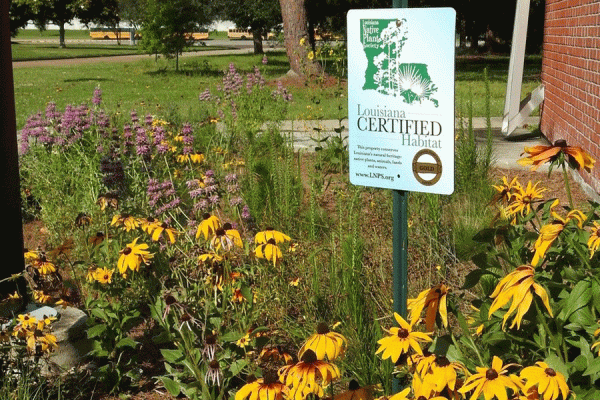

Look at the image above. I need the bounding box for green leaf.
[220,331,244,342]
[229,359,248,376]
[160,377,181,397]
[91,308,108,321]
[87,323,107,339]
[161,349,184,364]
[583,356,600,377]
[558,279,591,322]
[115,337,138,349]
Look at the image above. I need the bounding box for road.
[11,38,283,68]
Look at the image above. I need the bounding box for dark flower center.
[164,294,177,305]
[161,222,169,229]
[180,313,191,322]
[397,328,409,338]
[266,227,274,231]
[223,222,232,230]
[209,360,220,370]
[316,322,330,335]
[267,238,277,245]
[417,397,427,400]
[554,139,567,147]
[348,379,360,391]
[202,213,211,220]
[215,227,226,236]
[122,247,132,255]
[545,368,556,377]
[300,349,317,364]
[435,355,450,367]
[263,370,279,385]
[486,369,499,380]
[205,333,217,345]
[104,274,109,280]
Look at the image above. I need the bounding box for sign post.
[347,6,456,393]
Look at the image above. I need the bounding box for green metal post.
[391,2,407,396]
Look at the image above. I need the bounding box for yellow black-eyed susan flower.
[111,213,140,232]
[375,313,432,363]
[458,356,521,400]
[117,237,153,274]
[588,221,600,258]
[94,267,114,284]
[488,265,553,330]
[506,181,546,218]
[298,322,347,361]
[235,371,289,400]
[407,283,449,332]
[278,349,340,400]
[428,355,469,393]
[196,213,221,240]
[490,176,520,206]
[139,216,161,235]
[254,239,282,266]
[97,194,118,211]
[519,361,570,400]
[33,290,52,304]
[518,140,595,172]
[531,201,586,266]
[151,222,177,244]
[255,228,291,245]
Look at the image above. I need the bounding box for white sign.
[347,8,456,195]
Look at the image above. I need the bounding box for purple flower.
[262,55,268,65]
[241,205,251,220]
[199,88,212,101]
[229,196,243,207]
[92,86,102,106]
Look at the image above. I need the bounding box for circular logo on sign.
[412,149,442,186]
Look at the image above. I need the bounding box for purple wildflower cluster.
[272,80,293,102]
[186,169,221,213]
[92,86,102,106]
[220,62,244,100]
[181,123,194,155]
[20,99,110,154]
[198,62,291,122]
[246,66,265,94]
[147,178,182,216]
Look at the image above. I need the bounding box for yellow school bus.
[227,29,275,40]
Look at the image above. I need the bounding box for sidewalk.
[277,116,547,170]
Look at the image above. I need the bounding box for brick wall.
[540,0,600,193]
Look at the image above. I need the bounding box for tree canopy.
[139,0,212,70]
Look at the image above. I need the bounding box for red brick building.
[540,0,600,194]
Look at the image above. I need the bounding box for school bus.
[227,29,275,40]
[90,28,209,41]
[89,28,141,40]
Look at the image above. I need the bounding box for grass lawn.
[12,49,542,130]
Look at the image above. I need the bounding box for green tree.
[140,0,211,71]
[23,0,79,47]
[9,0,33,37]
[218,0,281,54]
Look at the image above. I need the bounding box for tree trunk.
[252,28,264,54]
[278,0,321,77]
[59,22,66,48]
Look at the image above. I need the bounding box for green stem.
[562,163,574,209]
